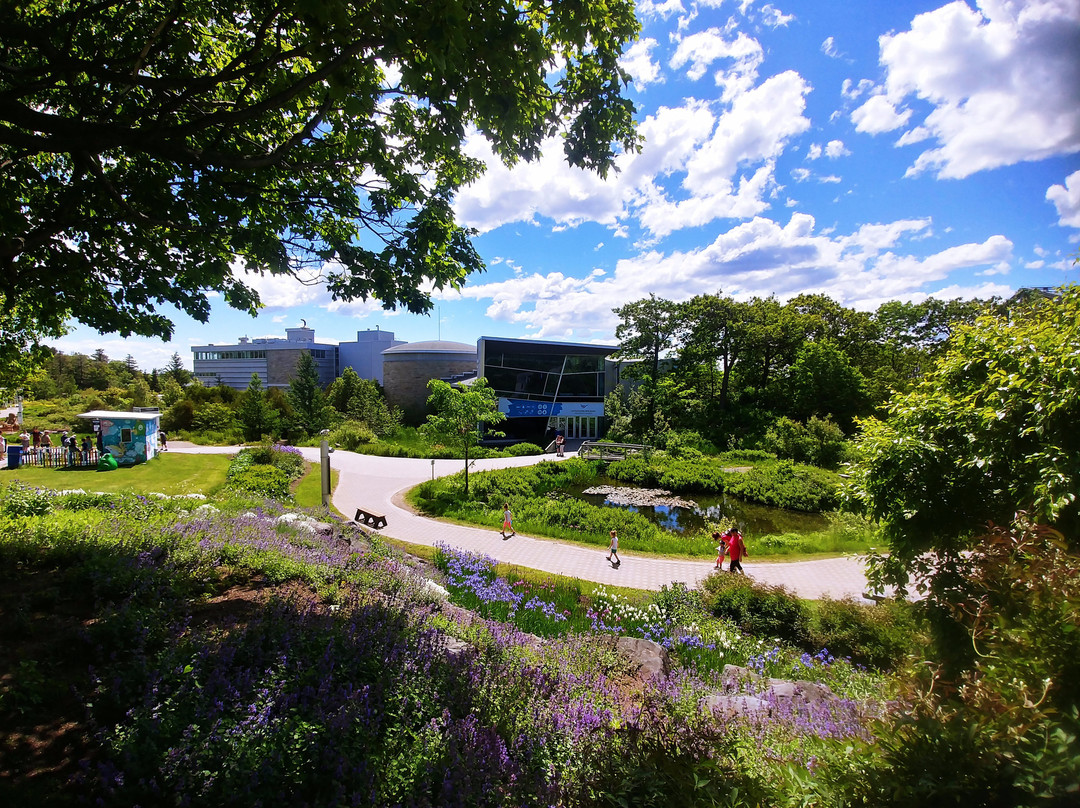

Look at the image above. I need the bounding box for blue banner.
[498,399,604,417]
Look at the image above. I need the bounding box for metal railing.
[577,441,650,460]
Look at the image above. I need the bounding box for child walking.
[606,529,620,564]
[501,503,515,538]
[713,531,727,569]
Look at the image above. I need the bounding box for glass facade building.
[477,337,617,443]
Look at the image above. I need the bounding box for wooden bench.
[354,507,388,530]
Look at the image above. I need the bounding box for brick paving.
[174,444,880,601]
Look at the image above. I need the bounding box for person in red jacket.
[724,528,748,574]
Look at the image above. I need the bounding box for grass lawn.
[2,452,232,496]
[292,466,342,513]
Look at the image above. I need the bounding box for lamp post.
[319,430,333,509]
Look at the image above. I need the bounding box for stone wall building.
[382,340,478,424]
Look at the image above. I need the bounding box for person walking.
[606,529,620,564]
[159,430,169,451]
[713,531,727,569]
[500,502,515,538]
[725,528,748,574]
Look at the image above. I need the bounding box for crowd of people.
[9,426,102,466]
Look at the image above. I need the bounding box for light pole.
[319,429,333,509]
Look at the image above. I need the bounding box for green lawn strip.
[292,464,342,513]
[4,452,232,495]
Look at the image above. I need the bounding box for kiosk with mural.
[77,410,160,466]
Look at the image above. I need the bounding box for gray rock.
[700,694,770,715]
[617,636,671,680]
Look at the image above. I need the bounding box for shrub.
[329,420,379,451]
[505,442,543,457]
[724,460,840,511]
[810,598,917,670]
[764,415,849,468]
[699,573,813,648]
[192,402,237,433]
[0,482,54,516]
[225,465,291,500]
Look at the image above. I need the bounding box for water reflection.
[572,478,829,536]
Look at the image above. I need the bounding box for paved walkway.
[173,443,879,601]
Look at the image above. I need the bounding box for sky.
[50,0,1080,372]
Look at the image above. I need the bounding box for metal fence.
[15,448,102,469]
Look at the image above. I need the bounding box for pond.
[567,476,830,536]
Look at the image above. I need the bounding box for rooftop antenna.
[300,318,307,328]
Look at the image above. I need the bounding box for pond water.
[567,476,830,536]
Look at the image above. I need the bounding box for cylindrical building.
[381,340,478,424]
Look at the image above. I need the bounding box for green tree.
[238,374,278,442]
[0,0,639,356]
[846,285,1080,591]
[287,353,330,437]
[164,353,190,386]
[613,294,679,437]
[0,299,64,392]
[782,340,869,430]
[677,293,749,412]
[422,378,506,495]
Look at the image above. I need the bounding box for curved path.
[174,444,879,601]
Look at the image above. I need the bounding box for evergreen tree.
[287,353,330,437]
[238,374,279,442]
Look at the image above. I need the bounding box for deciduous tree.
[0,0,639,357]
[422,378,506,495]
[846,285,1080,591]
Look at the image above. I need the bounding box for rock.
[617,636,671,680]
[421,579,450,601]
[700,694,769,716]
[274,512,334,536]
[581,485,699,510]
[710,664,838,716]
[432,633,474,663]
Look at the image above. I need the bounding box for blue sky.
[51,0,1080,372]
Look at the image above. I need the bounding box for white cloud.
[455,62,811,240]
[821,36,841,58]
[451,215,1016,341]
[621,38,663,87]
[841,78,875,101]
[1047,169,1080,228]
[876,0,1080,178]
[792,167,811,182]
[895,126,932,146]
[824,139,850,158]
[851,93,912,134]
[670,29,764,101]
[758,4,795,28]
[808,139,849,159]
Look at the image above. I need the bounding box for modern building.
[382,340,478,424]
[192,325,338,389]
[337,328,405,385]
[78,409,161,465]
[477,336,619,444]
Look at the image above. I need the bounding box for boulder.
[700,694,769,716]
[617,636,671,680]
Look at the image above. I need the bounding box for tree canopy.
[0,0,640,356]
[845,285,1080,590]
